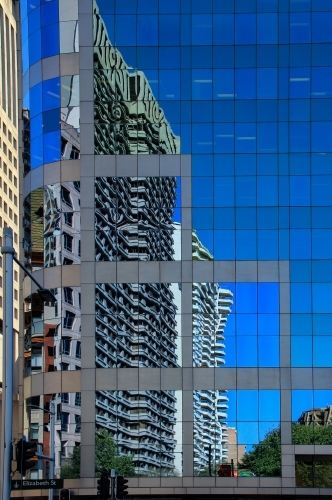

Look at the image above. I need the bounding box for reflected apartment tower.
[192,231,233,472]
[0,0,19,444]
[93,3,181,476]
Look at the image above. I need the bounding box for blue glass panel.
[312,230,332,259]
[257,207,278,228]
[257,69,278,99]
[257,45,278,67]
[313,314,332,335]
[236,69,256,99]
[312,122,332,152]
[30,114,43,140]
[238,391,259,421]
[213,69,234,99]
[289,176,310,205]
[257,154,278,176]
[159,0,180,13]
[28,6,40,35]
[290,229,311,259]
[312,44,332,67]
[214,124,235,153]
[289,100,310,121]
[159,70,180,99]
[235,100,256,122]
[214,155,234,176]
[236,314,257,335]
[236,207,256,228]
[290,44,311,67]
[235,46,257,68]
[192,70,212,100]
[291,283,312,313]
[192,155,213,176]
[237,337,258,366]
[258,283,279,313]
[192,208,213,229]
[289,68,310,98]
[258,314,279,335]
[192,14,212,45]
[214,47,235,70]
[159,15,180,46]
[236,230,257,259]
[289,122,310,152]
[191,47,212,69]
[116,0,136,13]
[41,23,59,58]
[292,390,313,421]
[214,177,234,206]
[312,260,332,281]
[235,154,256,175]
[312,12,332,43]
[258,336,279,367]
[257,176,278,206]
[214,208,235,229]
[236,283,257,313]
[213,0,235,13]
[290,12,311,43]
[191,0,212,13]
[291,337,312,367]
[257,230,278,259]
[137,0,158,13]
[257,123,277,153]
[313,337,332,366]
[30,135,43,169]
[137,15,158,45]
[235,176,256,206]
[29,30,42,66]
[215,101,234,122]
[290,208,311,228]
[214,230,235,259]
[257,101,278,122]
[43,109,60,134]
[257,0,278,12]
[312,283,332,313]
[43,78,60,111]
[43,130,61,164]
[235,123,256,153]
[41,0,58,26]
[213,14,234,44]
[115,16,136,45]
[30,83,43,118]
[235,14,256,44]
[257,14,278,44]
[192,177,213,207]
[291,314,312,335]
[192,124,213,153]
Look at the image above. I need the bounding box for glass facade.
[19,0,332,495]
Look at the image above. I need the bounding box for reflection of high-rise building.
[298,406,332,426]
[192,232,233,472]
[227,428,246,467]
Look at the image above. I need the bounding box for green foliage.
[241,423,332,479]
[60,429,135,479]
[292,422,332,445]
[240,427,281,477]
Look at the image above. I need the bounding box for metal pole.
[0,228,14,500]
[49,400,55,500]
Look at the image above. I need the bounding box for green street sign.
[11,479,64,491]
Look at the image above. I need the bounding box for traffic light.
[97,472,110,500]
[60,488,70,500]
[116,476,128,499]
[16,437,37,476]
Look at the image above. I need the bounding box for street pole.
[0,228,14,500]
[49,400,55,500]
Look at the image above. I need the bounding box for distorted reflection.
[23,183,81,270]
[24,286,81,376]
[95,283,181,368]
[194,390,281,477]
[94,4,179,155]
[95,390,182,477]
[25,393,81,479]
[292,390,332,445]
[95,177,181,261]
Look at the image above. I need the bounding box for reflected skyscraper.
[19,0,332,496]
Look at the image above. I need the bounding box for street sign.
[11,479,64,491]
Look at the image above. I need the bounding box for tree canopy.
[61,429,135,479]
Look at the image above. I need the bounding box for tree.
[239,427,281,477]
[240,423,332,479]
[61,429,135,479]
